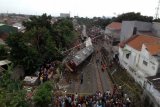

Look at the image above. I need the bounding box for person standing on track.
[80,72,83,84]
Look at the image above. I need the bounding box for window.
[150,61,155,65]
[126,53,130,59]
[143,60,148,66]
[133,27,137,35]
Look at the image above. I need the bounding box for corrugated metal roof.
[0,60,11,66]
[0,24,5,26]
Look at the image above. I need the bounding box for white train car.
[66,45,94,72]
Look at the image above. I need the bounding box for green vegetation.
[1,12,157,107]
[76,17,111,29]
[76,12,158,29]
[0,25,18,34]
[7,14,76,74]
[0,64,29,107]
[110,67,143,107]
[0,44,8,60]
[52,19,76,49]
[0,63,54,107]
[113,12,153,22]
[0,13,76,107]
[33,81,53,107]
[101,48,143,107]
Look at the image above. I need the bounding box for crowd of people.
[53,85,131,107]
[39,61,57,84]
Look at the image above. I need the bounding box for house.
[119,34,160,107]
[105,22,121,45]
[119,34,160,85]
[60,13,70,18]
[12,22,25,32]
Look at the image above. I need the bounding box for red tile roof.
[107,22,121,30]
[145,43,160,55]
[119,35,138,48]
[127,35,160,51]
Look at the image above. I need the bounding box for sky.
[0,0,159,18]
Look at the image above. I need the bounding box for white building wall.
[120,21,135,42]
[119,45,148,87]
[135,21,152,31]
[152,22,160,37]
[138,45,159,76]
[104,28,111,35]
[120,21,152,42]
[123,45,140,66]
[119,47,123,59]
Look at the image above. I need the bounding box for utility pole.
[155,0,160,19]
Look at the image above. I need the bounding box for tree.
[7,14,76,74]
[153,18,160,22]
[0,89,7,107]
[93,17,112,29]
[113,12,153,22]
[52,19,76,49]
[33,81,53,107]
[23,13,52,30]
[9,90,29,107]
[7,32,41,74]
[0,64,28,107]
[0,44,8,60]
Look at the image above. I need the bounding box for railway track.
[67,40,114,94]
[100,46,114,91]
[93,44,105,93]
[73,53,94,93]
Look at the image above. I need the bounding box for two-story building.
[119,34,160,85]
[119,34,160,107]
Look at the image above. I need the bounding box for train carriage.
[66,45,94,72]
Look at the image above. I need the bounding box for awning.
[0,60,11,66]
[123,49,131,54]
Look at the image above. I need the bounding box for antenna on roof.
[155,0,160,19]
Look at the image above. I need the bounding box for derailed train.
[66,45,94,72]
